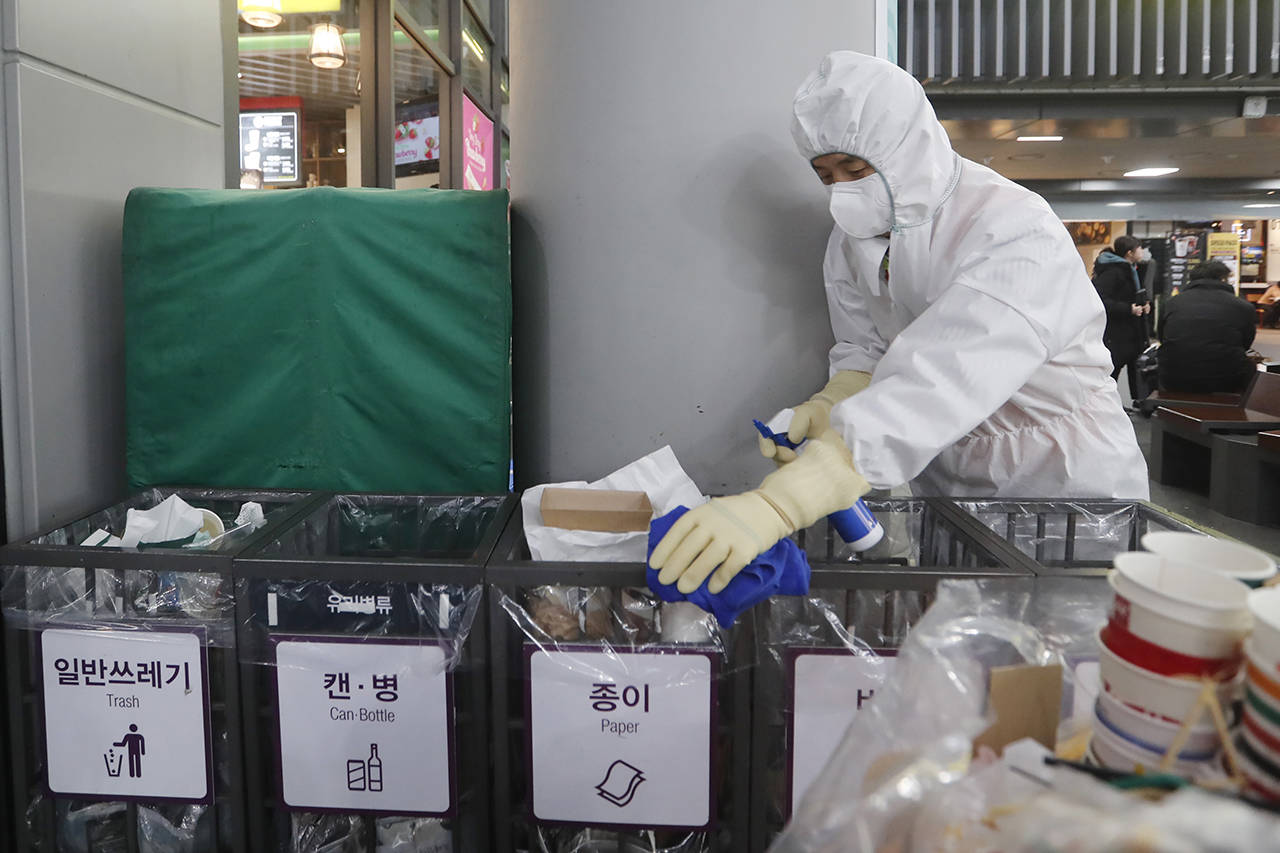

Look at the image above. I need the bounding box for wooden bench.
[1153,372,1280,435]
[1136,388,1246,417]
[1150,374,1280,524]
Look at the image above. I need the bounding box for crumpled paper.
[78,496,266,550]
[121,495,209,548]
[522,446,706,562]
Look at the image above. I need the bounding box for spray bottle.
[753,413,883,551]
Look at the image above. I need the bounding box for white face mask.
[829,174,894,239]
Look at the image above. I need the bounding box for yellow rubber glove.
[652,430,870,595]
[758,370,872,463]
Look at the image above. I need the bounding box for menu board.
[1166,231,1206,295]
[240,111,300,185]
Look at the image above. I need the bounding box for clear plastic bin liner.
[56,800,128,853]
[374,817,451,852]
[500,587,729,659]
[955,500,1199,567]
[768,578,1104,853]
[2,565,236,644]
[289,813,366,853]
[258,495,506,560]
[138,804,210,853]
[535,827,709,853]
[240,580,481,670]
[765,589,928,659]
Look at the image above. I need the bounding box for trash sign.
[787,649,896,814]
[526,646,716,829]
[40,626,212,802]
[273,637,454,815]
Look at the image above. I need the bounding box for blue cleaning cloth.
[646,505,811,629]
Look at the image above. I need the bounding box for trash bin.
[951,499,1215,574]
[487,503,756,853]
[232,493,515,853]
[0,487,321,853]
[747,499,1036,852]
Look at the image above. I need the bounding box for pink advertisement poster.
[462,95,494,190]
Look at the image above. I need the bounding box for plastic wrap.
[955,500,1200,568]
[257,495,506,560]
[768,579,1091,853]
[501,587,725,655]
[288,813,367,853]
[137,804,210,852]
[374,817,452,852]
[56,801,128,853]
[535,826,709,853]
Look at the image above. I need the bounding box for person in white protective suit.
[651,51,1148,597]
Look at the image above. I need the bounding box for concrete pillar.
[0,0,226,537]
[510,1,877,493]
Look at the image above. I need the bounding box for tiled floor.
[1122,327,1280,556]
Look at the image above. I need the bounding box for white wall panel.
[10,0,223,124]
[510,0,876,492]
[5,63,222,533]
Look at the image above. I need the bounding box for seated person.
[1259,281,1280,328]
[1157,261,1257,394]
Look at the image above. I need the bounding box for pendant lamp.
[309,21,347,69]
[239,0,283,28]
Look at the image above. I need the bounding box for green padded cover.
[124,187,511,494]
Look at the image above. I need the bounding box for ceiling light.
[336,147,346,154]
[1016,135,1063,142]
[308,21,347,69]
[239,0,283,28]
[1243,203,1280,209]
[1107,202,1136,207]
[461,28,486,62]
[1123,167,1179,177]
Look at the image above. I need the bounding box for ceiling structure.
[942,115,1280,181]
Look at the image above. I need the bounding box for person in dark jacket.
[1157,261,1257,393]
[1092,235,1150,400]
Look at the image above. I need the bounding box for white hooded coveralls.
[792,53,1149,498]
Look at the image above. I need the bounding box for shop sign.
[1207,232,1242,291]
[461,96,495,190]
[239,110,300,185]
[787,649,895,814]
[274,637,454,815]
[526,646,716,829]
[41,626,211,802]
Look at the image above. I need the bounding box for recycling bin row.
[0,489,1214,852]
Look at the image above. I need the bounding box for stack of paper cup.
[1141,532,1277,588]
[1092,552,1250,775]
[1240,588,1280,800]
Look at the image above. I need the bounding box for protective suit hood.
[791,51,960,231]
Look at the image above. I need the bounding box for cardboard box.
[540,488,654,532]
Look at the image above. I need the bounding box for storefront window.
[393,22,448,189]
[465,0,490,31]
[397,0,445,54]
[461,8,493,111]
[500,66,509,113]
[237,1,362,188]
